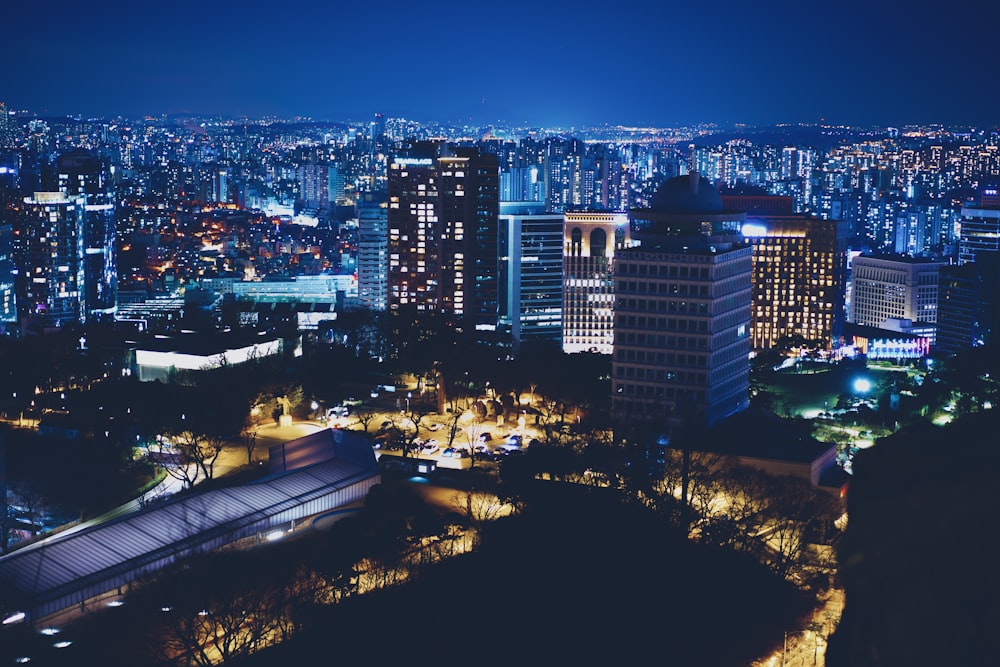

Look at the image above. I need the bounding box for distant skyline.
[4,0,1000,129]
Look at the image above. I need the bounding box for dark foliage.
[239,484,810,666]
[827,410,1000,667]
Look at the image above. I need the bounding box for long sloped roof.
[0,430,377,611]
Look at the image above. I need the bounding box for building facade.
[0,222,15,326]
[741,215,848,350]
[936,255,1000,353]
[612,173,752,429]
[498,202,564,350]
[17,192,86,328]
[357,195,388,312]
[387,145,499,332]
[56,149,117,320]
[958,203,1000,265]
[848,255,947,342]
[562,211,630,354]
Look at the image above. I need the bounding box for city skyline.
[4,0,1000,129]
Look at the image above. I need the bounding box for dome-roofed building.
[632,172,744,240]
[612,172,752,431]
[650,172,725,214]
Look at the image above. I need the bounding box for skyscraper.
[357,194,388,312]
[0,102,17,150]
[56,149,117,320]
[848,254,947,343]
[17,192,86,329]
[0,222,15,326]
[498,202,564,350]
[562,211,630,354]
[387,144,499,333]
[936,255,1000,353]
[740,213,848,350]
[958,193,1000,265]
[612,173,752,429]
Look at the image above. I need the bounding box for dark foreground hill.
[827,410,1000,667]
[9,484,812,666]
[241,485,811,666]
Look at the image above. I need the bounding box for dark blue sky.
[4,0,998,128]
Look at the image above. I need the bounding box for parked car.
[479,432,493,442]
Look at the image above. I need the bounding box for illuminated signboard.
[394,158,433,167]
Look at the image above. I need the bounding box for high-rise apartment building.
[0,222,15,326]
[740,214,848,350]
[936,255,1000,353]
[387,145,499,332]
[958,198,1000,265]
[17,192,86,329]
[612,173,751,428]
[848,255,947,342]
[0,102,17,150]
[357,195,388,312]
[498,202,564,350]
[56,149,117,319]
[562,211,630,354]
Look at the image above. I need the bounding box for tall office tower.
[498,202,564,351]
[297,161,332,222]
[612,173,752,429]
[0,222,15,326]
[0,151,18,215]
[562,211,630,354]
[17,192,86,329]
[500,166,543,203]
[328,164,346,206]
[740,214,848,350]
[357,195,388,311]
[213,167,229,204]
[545,137,584,212]
[387,145,499,332]
[848,255,948,343]
[936,255,1000,353]
[0,102,17,150]
[56,149,117,319]
[958,194,1000,265]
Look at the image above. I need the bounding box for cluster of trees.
[38,484,474,665]
[496,430,843,587]
[12,474,817,666]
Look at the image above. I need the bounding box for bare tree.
[354,409,378,435]
[9,481,47,537]
[451,488,509,547]
[151,558,315,665]
[462,419,484,467]
[241,423,258,466]
[399,405,430,457]
[149,430,225,490]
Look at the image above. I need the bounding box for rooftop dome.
[650,172,724,214]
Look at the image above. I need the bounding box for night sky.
[4,0,999,128]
